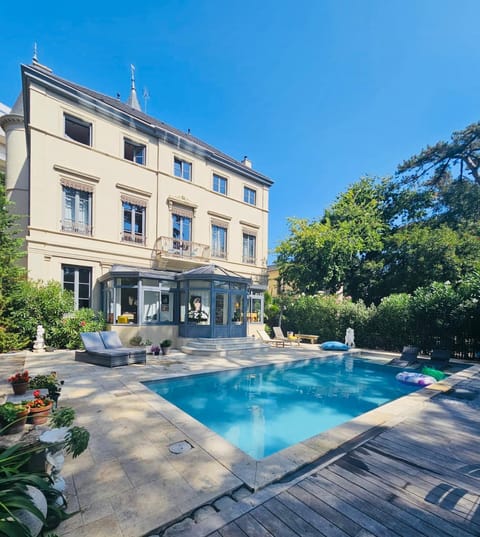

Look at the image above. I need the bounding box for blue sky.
[2,1,480,263]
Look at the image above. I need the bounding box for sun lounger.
[272,326,300,345]
[257,329,285,347]
[427,349,452,370]
[388,345,419,367]
[75,331,146,367]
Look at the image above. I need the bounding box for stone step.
[180,337,268,356]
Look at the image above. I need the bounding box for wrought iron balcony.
[61,219,92,236]
[154,236,210,260]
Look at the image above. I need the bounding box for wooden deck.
[205,373,480,537]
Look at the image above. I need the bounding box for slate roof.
[21,63,273,186]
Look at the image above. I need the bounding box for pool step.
[181,337,268,357]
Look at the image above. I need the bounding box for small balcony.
[153,236,210,270]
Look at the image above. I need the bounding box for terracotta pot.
[12,381,29,395]
[28,403,53,425]
[2,409,30,435]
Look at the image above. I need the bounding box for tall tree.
[397,121,480,186]
[275,177,387,295]
[0,172,25,317]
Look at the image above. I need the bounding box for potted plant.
[151,344,160,356]
[0,402,30,435]
[29,373,63,406]
[160,339,172,355]
[8,370,31,395]
[25,391,53,425]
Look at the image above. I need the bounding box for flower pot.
[28,403,53,425]
[12,381,29,395]
[154,351,159,356]
[161,346,169,355]
[2,408,30,435]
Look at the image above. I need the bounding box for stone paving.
[0,346,476,537]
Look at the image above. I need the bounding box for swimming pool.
[144,355,420,459]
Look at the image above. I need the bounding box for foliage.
[0,402,29,426]
[49,308,105,349]
[161,339,172,347]
[25,390,53,409]
[0,327,30,353]
[275,177,388,296]
[129,335,143,346]
[49,407,75,429]
[0,171,26,322]
[63,427,90,458]
[29,374,62,399]
[397,121,480,186]
[4,280,74,347]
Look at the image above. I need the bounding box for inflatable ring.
[396,371,436,386]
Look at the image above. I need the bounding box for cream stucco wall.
[3,68,271,312]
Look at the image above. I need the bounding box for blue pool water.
[144,356,420,459]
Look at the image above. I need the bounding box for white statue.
[33,324,46,353]
[345,327,355,348]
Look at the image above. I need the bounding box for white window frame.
[244,186,256,205]
[122,201,146,244]
[124,138,146,165]
[62,186,92,235]
[174,157,192,181]
[64,114,92,146]
[213,174,228,195]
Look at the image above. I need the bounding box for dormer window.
[64,114,91,146]
[124,139,146,165]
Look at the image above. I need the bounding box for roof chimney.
[242,155,252,168]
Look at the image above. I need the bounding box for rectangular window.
[122,201,146,244]
[242,233,256,264]
[62,265,92,309]
[172,213,192,252]
[64,114,91,146]
[174,157,192,181]
[244,186,256,205]
[124,139,146,165]
[211,225,227,258]
[213,174,227,195]
[62,186,92,235]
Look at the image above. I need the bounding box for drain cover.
[169,440,193,454]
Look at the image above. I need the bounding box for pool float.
[320,341,349,351]
[396,371,436,386]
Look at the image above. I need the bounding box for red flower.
[8,370,30,384]
[33,389,41,398]
[80,321,86,327]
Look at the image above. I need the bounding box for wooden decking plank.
[318,466,451,537]
[339,453,480,536]
[285,485,360,537]
[297,477,401,537]
[331,458,475,537]
[250,504,302,537]
[371,430,480,472]
[263,497,326,537]
[363,441,480,498]
[305,471,426,537]
[234,512,276,537]
[348,448,480,519]
[218,522,249,537]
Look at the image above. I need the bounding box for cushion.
[320,341,350,351]
[80,332,105,351]
[99,331,124,349]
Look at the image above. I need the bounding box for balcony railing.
[61,219,92,235]
[121,231,145,245]
[155,236,210,259]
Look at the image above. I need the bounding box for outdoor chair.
[75,331,146,367]
[388,345,420,367]
[257,329,285,347]
[99,331,146,358]
[272,326,300,345]
[427,349,452,370]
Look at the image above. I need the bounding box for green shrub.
[50,309,106,349]
[4,280,74,347]
[0,327,30,353]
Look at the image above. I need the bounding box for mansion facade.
[0,61,273,345]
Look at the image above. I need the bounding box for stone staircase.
[180,337,269,357]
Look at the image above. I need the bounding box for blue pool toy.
[321,341,350,351]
